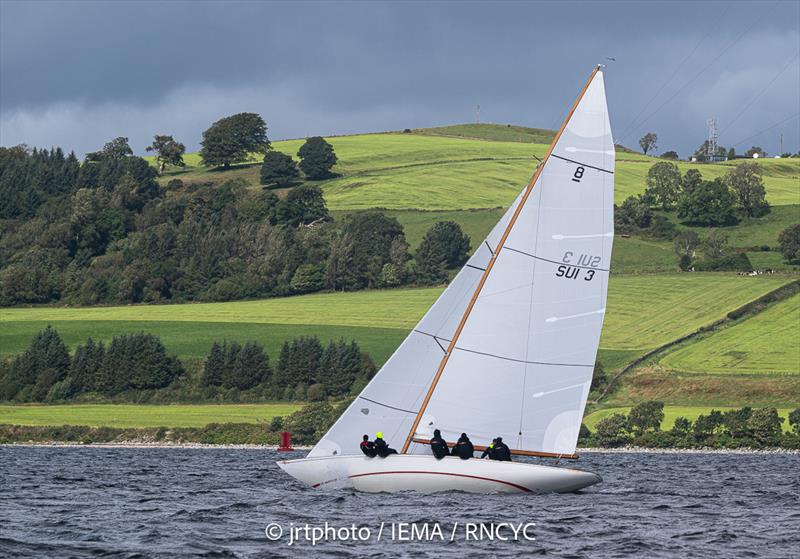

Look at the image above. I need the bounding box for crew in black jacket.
[359,434,376,457]
[492,437,512,461]
[429,429,449,459]
[451,433,474,459]
[373,432,398,457]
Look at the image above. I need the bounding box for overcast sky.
[1,0,798,158]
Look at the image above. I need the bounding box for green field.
[583,406,796,433]
[0,403,301,428]
[154,125,800,210]
[660,294,800,375]
[2,275,790,367]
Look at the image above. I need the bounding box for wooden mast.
[400,66,602,455]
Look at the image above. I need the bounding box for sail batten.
[308,67,613,459]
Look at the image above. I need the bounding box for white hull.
[277,454,601,494]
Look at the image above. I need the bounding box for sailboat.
[278,66,614,493]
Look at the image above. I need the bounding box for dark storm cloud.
[1,0,798,157]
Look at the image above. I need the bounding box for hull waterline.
[277,454,601,494]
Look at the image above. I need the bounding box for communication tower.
[706,118,719,161]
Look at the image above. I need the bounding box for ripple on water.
[1,448,799,558]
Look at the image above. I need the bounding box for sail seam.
[503,246,610,272]
[466,264,486,272]
[358,396,417,415]
[484,241,495,255]
[452,345,594,368]
[551,154,614,174]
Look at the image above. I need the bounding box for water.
[1,447,798,558]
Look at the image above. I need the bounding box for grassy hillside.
[660,294,800,375]
[154,125,800,210]
[0,403,300,428]
[2,275,790,371]
[3,123,796,433]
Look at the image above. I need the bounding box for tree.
[273,185,328,227]
[777,224,800,263]
[290,263,324,294]
[788,408,800,436]
[693,410,723,439]
[419,221,471,268]
[200,113,270,169]
[660,150,679,160]
[260,151,299,187]
[681,169,703,194]
[69,338,105,394]
[727,147,735,160]
[702,229,729,259]
[722,163,769,217]
[645,162,682,210]
[87,137,133,161]
[414,237,448,285]
[203,342,225,386]
[670,417,692,437]
[615,195,652,232]
[744,146,766,158]
[228,341,271,390]
[297,137,337,180]
[3,326,70,401]
[639,132,658,155]
[342,212,406,288]
[627,401,665,435]
[318,339,364,396]
[325,233,359,291]
[676,179,737,226]
[594,413,631,447]
[747,408,783,446]
[146,135,186,174]
[590,361,607,392]
[721,407,752,439]
[673,230,700,265]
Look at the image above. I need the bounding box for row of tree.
[642,161,769,222]
[583,401,800,449]
[202,336,375,400]
[0,327,183,402]
[0,327,377,403]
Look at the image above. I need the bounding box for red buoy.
[278,431,294,451]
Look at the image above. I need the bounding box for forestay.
[309,68,613,459]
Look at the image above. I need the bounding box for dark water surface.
[1,447,798,558]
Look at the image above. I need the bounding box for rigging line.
[729,113,800,147]
[617,3,733,142]
[719,51,800,136]
[399,67,604,455]
[618,2,781,143]
[357,396,417,415]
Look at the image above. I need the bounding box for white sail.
[309,68,613,459]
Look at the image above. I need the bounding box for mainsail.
[309,67,613,459]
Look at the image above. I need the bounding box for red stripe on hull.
[313,470,532,492]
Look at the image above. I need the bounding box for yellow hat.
[376,432,383,439]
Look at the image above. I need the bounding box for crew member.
[480,438,498,460]
[429,429,449,460]
[451,433,474,460]
[360,434,376,457]
[373,432,398,457]
[493,436,512,461]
